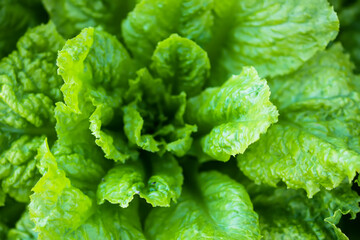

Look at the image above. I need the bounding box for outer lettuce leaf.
[42,0,138,38]
[29,140,93,240]
[29,139,146,239]
[0,136,44,202]
[0,0,47,58]
[123,0,338,84]
[207,0,339,84]
[122,0,214,65]
[145,171,260,239]
[238,44,360,196]
[0,22,64,129]
[97,153,183,207]
[67,202,145,240]
[7,210,37,240]
[150,34,210,97]
[0,22,64,202]
[248,183,360,239]
[52,103,109,191]
[57,27,136,162]
[186,67,278,161]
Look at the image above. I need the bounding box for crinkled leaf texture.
[123,67,197,157]
[145,171,260,240]
[247,183,360,239]
[29,140,93,240]
[186,67,278,161]
[57,26,137,163]
[122,0,338,85]
[238,44,360,197]
[42,0,138,38]
[51,103,109,191]
[29,139,145,240]
[122,0,213,65]
[97,153,183,207]
[0,22,64,202]
[207,0,339,83]
[150,34,210,97]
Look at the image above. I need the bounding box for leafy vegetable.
[238,44,360,197]
[1,0,360,239]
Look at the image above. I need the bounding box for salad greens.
[0,0,360,239]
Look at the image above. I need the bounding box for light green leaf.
[42,0,138,38]
[53,103,108,190]
[29,139,93,240]
[29,142,145,240]
[57,27,136,162]
[207,0,339,84]
[68,202,145,240]
[186,66,278,161]
[164,124,198,157]
[150,34,210,97]
[0,22,64,203]
[122,0,214,65]
[238,44,360,197]
[89,104,138,162]
[248,183,360,239]
[97,153,183,207]
[145,171,260,239]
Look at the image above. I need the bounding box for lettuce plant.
[0,0,360,239]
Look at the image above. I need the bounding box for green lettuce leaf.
[0,22,65,202]
[97,153,183,207]
[150,34,210,97]
[57,27,136,162]
[238,44,360,197]
[29,139,146,239]
[42,0,138,38]
[52,103,109,191]
[123,0,338,85]
[145,171,260,239]
[248,183,360,239]
[207,0,339,84]
[0,136,44,202]
[122,0,213,65]
[186,66,278,161]
[67,202,145,240]
[0,21,64,129]
[29,140,93,240]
